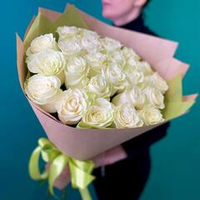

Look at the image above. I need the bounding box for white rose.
[114,104,143,128]
[112,86,145,109]
[126,86,146,109]
[143,86,165,109]
[151,72,169,93]
[81,29,99,38]
[77,98,114,129]
[26,49,66,84]
[102,62,128,93]
[58,37,84,57]
[108,51,126,68]
[65,57,89,89]
[124,64,144,86]
[138,61,154,76]
[87,75,113,99]
[26,34,58,56]
[57,26,79,40]
[139,106,164,125]
[24,74,62,113]
[101,37,122,52]
[139,73,168,94]
[55,89,90,125]
[123,50,144,85]
[137,76,151,90]
[85,52,107,77]
[122,47,141,61]
[81,36,101,53]
[112,92,127,107]
[125,56,139,68]
[80,29,101,52]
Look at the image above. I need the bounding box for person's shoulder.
[142,26,158,37]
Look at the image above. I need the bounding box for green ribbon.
[29,138,95,200]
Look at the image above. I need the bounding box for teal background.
[0,0,199,199]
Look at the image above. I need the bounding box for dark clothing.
[93,150,151,200]
[93,14,170,200]
[118,14,156,36]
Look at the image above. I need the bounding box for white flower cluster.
[25,26,169,129]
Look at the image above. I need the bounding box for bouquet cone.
[16,4,198,160]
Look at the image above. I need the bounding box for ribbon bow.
[29,138,95,200]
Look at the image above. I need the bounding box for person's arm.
[121,122,170,159]
[93,122,170,166]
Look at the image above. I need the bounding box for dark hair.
[144,0,151,8]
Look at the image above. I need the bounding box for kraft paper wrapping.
[16,4,198,160]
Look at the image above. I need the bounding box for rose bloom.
[26,49,66,84]
[26,33,58,56]
[77,98,114,129]
[64,56,89,89]
[114,104,143,128]
[56,89,90,125]
[87,75,113,99]
[25,74,62,113]
[139,106,164,125]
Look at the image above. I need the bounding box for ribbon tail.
[79,188,92,200]
[29,146,48,180]
[69,160,95,189]
[48,155,68,197]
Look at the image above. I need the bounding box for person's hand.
[45,164,71,190]
[92,145,127,168]
[53,166,71,189]
[49,145,127,189]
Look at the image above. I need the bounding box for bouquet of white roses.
[16,4,198,199]
[17,4,197,160]
[24,26,168,129]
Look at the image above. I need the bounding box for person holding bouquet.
[92,0,170,199]
[17,0,198,197]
